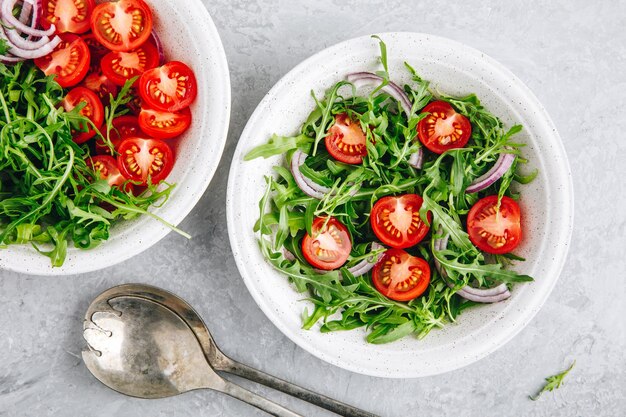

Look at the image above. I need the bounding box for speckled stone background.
[1,0,625,416]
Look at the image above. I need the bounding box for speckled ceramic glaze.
[227,33,573,378]
[0,0,231,275]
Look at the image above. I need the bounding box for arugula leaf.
[530,361,576,401]
[0,39,10,55]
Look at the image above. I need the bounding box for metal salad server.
[82,284,378,417]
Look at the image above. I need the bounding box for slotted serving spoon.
[82,283,377,417]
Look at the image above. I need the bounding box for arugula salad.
[0,0,197,266]
[246,38,537,344]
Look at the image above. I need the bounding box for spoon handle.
[219,379,303,417]
[224,361,378,417]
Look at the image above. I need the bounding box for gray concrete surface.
[1,0,625,416]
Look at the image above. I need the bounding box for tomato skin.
[371,249,431,301]
[90,0,153,52]
[417,101,472,154]
[87,155,132,190]
[82,33,111,71]
[81,70,119,105]
[467,195,522,255]
[34,34,90,88]
[117,137,174,185]
[61,87,104,144]
[138,61,197,112]
[138,106,192,139]
[95,115,142,155]
[41,0,95,34]
[301,217,352,270]
[100,42,159,86]
[324,113,368,164]
[370,194,431,249]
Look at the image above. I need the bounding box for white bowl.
[0,0,231,275]
[227,33,573,378]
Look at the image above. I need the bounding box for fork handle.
[224,360,378,417]
[218,379,303,417]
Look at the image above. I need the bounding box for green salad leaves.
[0,62,183,266]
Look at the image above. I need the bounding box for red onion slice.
[290,150,330,199]
[433,230,510,303]
[7,36,60,59]
[282,248,296,261]
[466,152,516,193]
[408,148,424,169]
[2,0,54,38]
[150,30,166,65]
[346,72,412,115]
[18,0,33,24]
[347,242,384,277]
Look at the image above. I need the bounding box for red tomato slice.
[138,106,192,139]
[138,61,197,112]
[62,87,104,144]
[41,0,95,34]
[82,33,110,71]
[371,248,431,301]
[324,113,367,164]
[467,195,522,255]
[417,101,472,154]
[100,42,159,86]
[82,70,119,105]
[301,217,352,270]
[90,0,153,52]
[95,115,142,155]
[34,34,90,88]
[117,137,174,185]
[87,155,131,190]
[370,194,431,249]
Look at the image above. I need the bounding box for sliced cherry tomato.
[62,87,104,144]
[101,41,159,86]
[83,33,110,71]
[417,101,472,154]
[301,217,352,270]
[138,106,191,139]
[127,91,144,115]
[90,0,153,52]
[82,70,119,104]
[138,61,197,112]
[41,0,95,34]
[34,34,90,88]
[371,249,431,301]
[324,113,367,164]
[117,137,174,185]
[87,155,132,190]
[467,195,522,255]
[370,194,431,249]
[95,115,142,155]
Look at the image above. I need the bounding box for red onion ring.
[18,0,33,24]
[346,72,412,115]
[290,150,330,199]
[150,30,166,65]
[282,248,296,262]
[408,148,424,169]
[0,0,58,61]
[433,230,511,303]
[347,242,384,277]
[466,151,516,193]
[2,0,54,38]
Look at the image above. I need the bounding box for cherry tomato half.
[138,61,197,112]
[370,194,431,249]
[467,195,522,255]
[34,34,90,88]
[101,41,159,86]
[117,137,174,185]
[301,217,352,270]
[62,87,104,144]
[87,155,132,190]
[371,248,431,301]
[324,113,367,164]
[138,106,191,139]
[90,0,153,52]
[95,115,142,155]
[82,70,119,104]
[41,0,95,34]
[417,101,472,154]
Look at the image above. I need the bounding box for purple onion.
[150,30,166,65]
[433,229,510,303]
[290,150,331,199]
[346,72,412,115]
[0,0,59,61]
[408,148,424,169]
[2,0,54,38]
[347,242,385,277]
[282,248,296,261]
[466,152,516,193]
